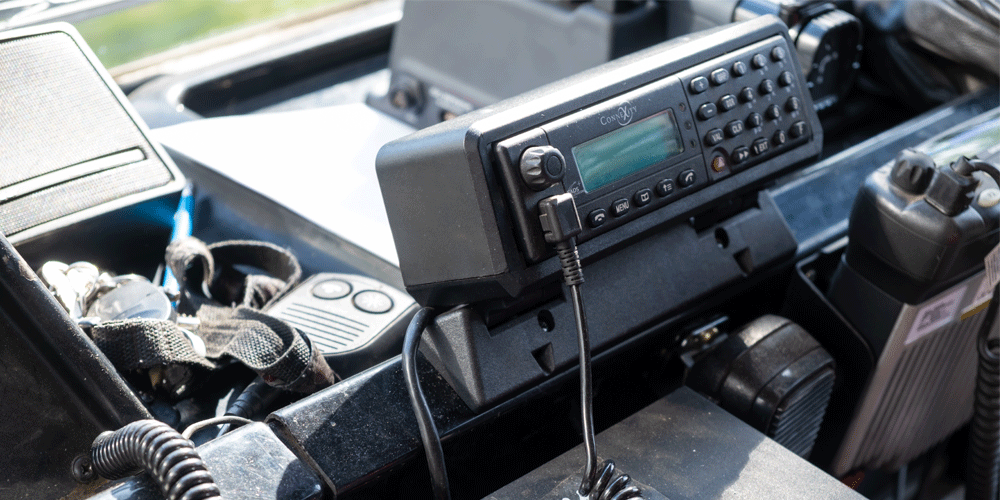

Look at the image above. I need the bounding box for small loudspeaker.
[685,315,836,459]
[0,23,183,243]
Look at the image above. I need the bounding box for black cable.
[556,239,641,500]
[951,157,1000,500]
[570,281,599,488]
[216,376,281,438]
[90,419,221,500]
[967,284,999,500]
[184,416,252,440]
[543,194,642,500]
[403,306,450,500]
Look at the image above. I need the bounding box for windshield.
[0,0,362,69]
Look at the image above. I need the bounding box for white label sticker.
[986,244,1000,290]
[972,276,995,308]
[906,286,967,345]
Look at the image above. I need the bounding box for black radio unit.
[377,16,823,307]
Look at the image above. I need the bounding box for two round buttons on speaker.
[311,279,393,314]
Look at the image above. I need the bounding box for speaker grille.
[0,28,179,239]
[768,368,835,458]
[0,161,172,235]
[0,32,162,186]
[833,275,993,475]
[849,311,982,470]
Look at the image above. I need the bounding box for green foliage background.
[75,0,341,68]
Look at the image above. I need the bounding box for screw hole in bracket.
[715,227,730,249]
[537,309,555,332]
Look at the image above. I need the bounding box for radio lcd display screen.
[572,110,684,192]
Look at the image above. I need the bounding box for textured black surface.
[0,161,172,236]
[685,315,835,459]
[0,233,150,500]
[268,355,473,494]
[767,366,835,457]
[484,387,864,500]
[0,32,156,186]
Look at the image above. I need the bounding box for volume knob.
[519,146,565,191]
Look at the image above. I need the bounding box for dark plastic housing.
[838,154,999,304]
[368,0,667,128]
[686,315,835,458]
[377,16,822,307]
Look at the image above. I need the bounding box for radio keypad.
[731,146,751,165]
[634,188,653,207]
[772,129,788,146]
[751,138,770,156]
[689,77,709,94]
[679,36,812,178]
[724,120,744,138]
[785,96,801,112]
[759,79,775,95]
[710,68,730,86]
[790,121,808,138]
[765,104,781,120]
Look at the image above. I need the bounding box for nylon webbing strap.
[197,305,335,391]
[93,237,336,397]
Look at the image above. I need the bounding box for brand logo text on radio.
[600,101,637,126]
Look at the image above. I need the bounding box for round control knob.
[889,149,935,194]
[520,146,565,191]
[790,9,863,111]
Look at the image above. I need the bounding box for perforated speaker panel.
[0,25,181,240]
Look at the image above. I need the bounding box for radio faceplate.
[495,35,813,263]
[377,16,823,307]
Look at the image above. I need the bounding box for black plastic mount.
[419,191,796,411]
[368,0,667,128]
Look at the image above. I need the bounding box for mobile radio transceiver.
[377,16,822,307]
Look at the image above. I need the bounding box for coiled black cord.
[967,284,999,500]
[91,419,222,500]
[583,460,643,500]
[557,240,642,500]
[403,307,451,500]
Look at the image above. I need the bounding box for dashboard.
[0,2,997,500]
